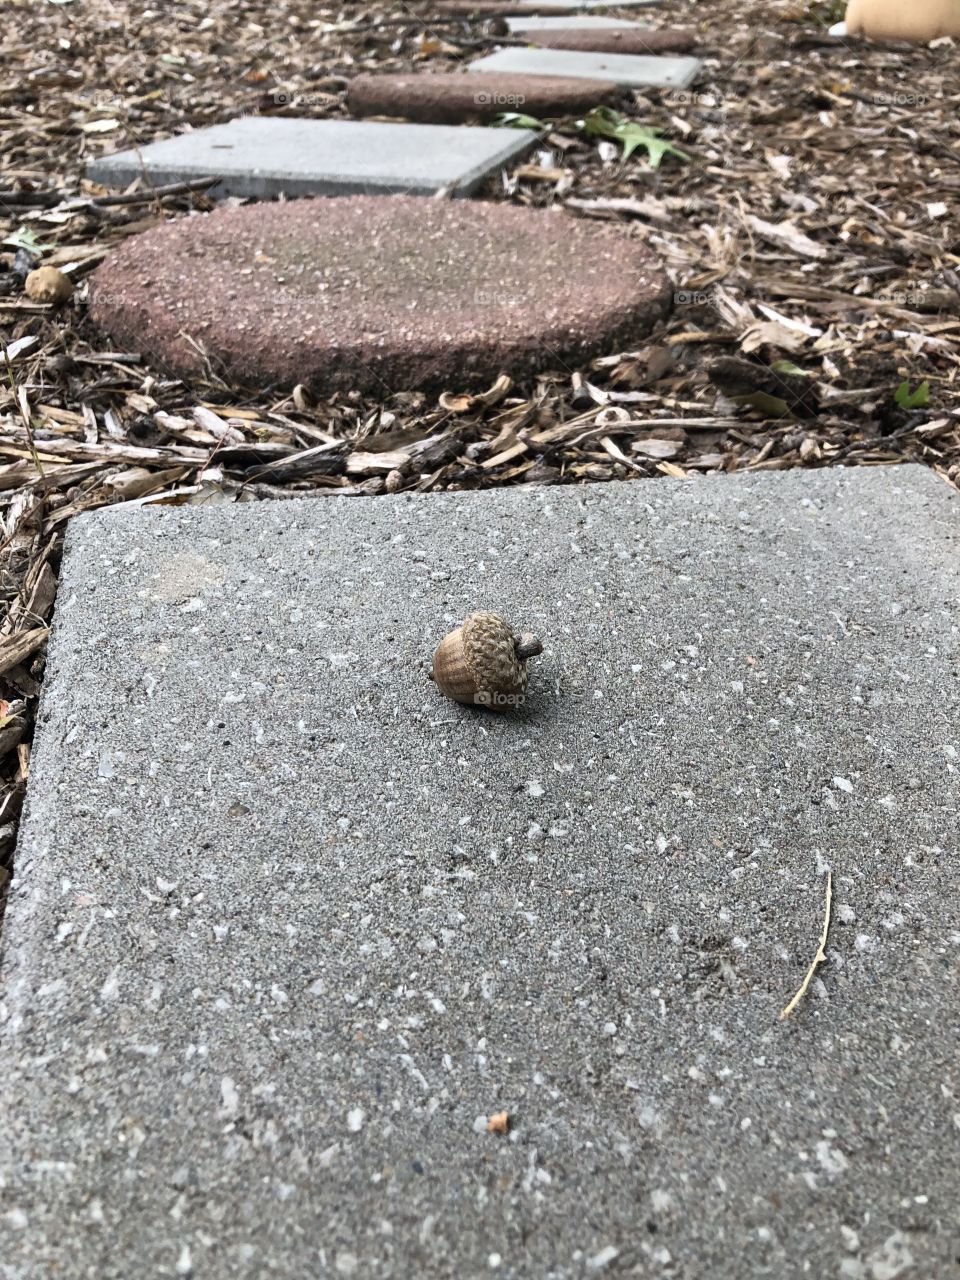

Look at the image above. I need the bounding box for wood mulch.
[1,0,958,896]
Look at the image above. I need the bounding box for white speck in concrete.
[867,1232,914,1280]
[317,1143,339,1168]
[99,969,120,1002]
[832,776,854,793]
[176,1243,192,1275]
[587,1245,619,1271]
[220,1077,239,1117]
[815,1139,849,1176]
[347,1107,364,1132]
[650,1189,674,1213]
[841,1226,861,1252]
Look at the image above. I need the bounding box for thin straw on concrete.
[780,871,833,1021]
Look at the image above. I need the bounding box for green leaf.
[894,379,930,410]
[729,391,794,418]
[1,226,53,253]
[491,111,545,130]
[770,360,811,377]
[581,107,689,169]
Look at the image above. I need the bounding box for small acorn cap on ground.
[430,612,542,711]
[25,265,73,306]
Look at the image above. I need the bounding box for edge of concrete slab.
[85,119,539,198]
[470,46,703,89]
[3,465,960,1279]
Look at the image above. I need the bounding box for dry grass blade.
[780,871,833,1021]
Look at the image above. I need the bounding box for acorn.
[430,612,543,712]
[25,266,73,306]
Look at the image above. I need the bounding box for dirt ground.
[0,0,958,892]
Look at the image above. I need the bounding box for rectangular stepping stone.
[2,466,959,1278]
[471,45,701,89]
[85,116,536,199]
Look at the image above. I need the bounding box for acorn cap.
[430,612,542,711]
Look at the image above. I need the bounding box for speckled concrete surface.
[470,47,702,90]
[86,116,536,199]
[88,195,671,396]
[1,466,959,1279]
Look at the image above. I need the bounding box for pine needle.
[780,871,832,1021]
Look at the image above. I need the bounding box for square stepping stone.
[471,45,701,89]
[2,466,960,1278]
[85,116,536,199]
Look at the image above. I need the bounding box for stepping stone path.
[86,116,536,199]
[88,196,672,395]
[522,26,695,54]
[84,0,705,391]
[3,467,959,1278]
[471,45,701,90]
[347,70,621,125]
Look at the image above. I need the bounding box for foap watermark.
[88,89,123,108]
[671,90,715,108]
[270,91,331,108]
[474,289,522,308]
[873,90,929,107]
[673,289,713,306]
[474,689,526,709]
[874,290,928,307]
[473,91,526,107]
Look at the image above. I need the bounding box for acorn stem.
[515,634,543,661]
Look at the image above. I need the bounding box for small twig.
[780,871,833,1021]
[0,177,220,212]
[89,176,221,207]
[0,189,63,209]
